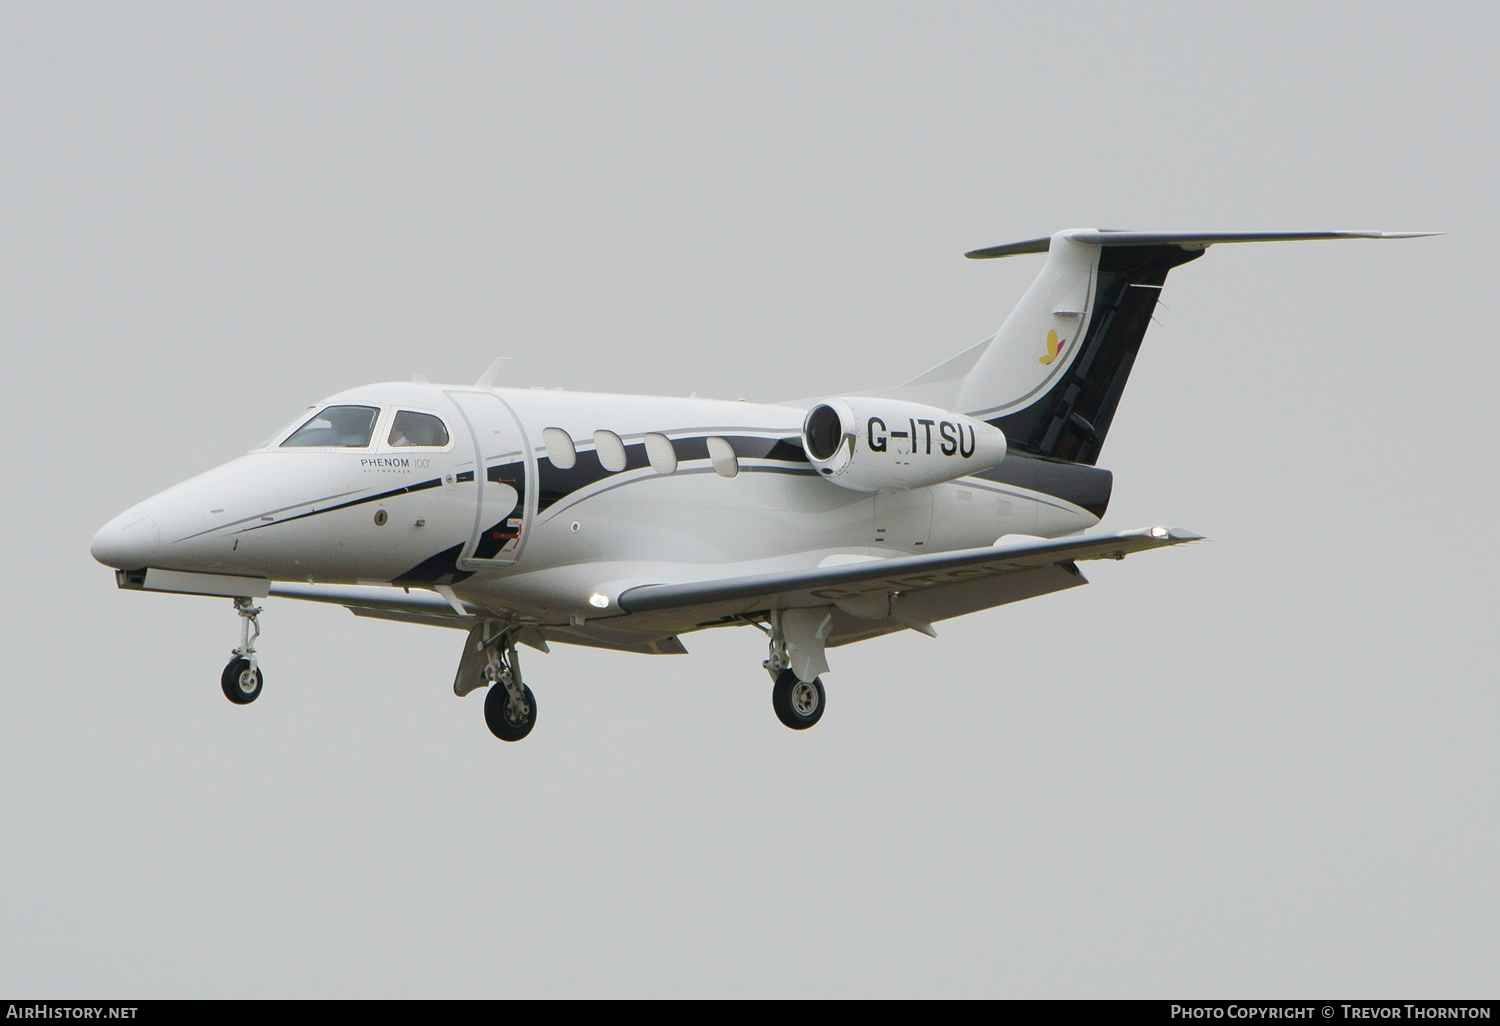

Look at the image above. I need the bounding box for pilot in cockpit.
[387,411,450,448]
[280,404,380,448]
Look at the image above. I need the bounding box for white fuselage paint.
[91,381,1098,627]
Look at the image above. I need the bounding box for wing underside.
[266,526,1200,651]
[615,526,1202,643]
[265,582,689,655]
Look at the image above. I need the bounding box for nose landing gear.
[221,597,264,705]
[480,630,537,741]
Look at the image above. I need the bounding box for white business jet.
[91,229,1433,740]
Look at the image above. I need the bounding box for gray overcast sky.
[2,1,1495,998]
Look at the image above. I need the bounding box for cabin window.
[281,405,380,448]
[388,410,451,447]
[706,436,739,478]
[543,427,577,469]
[643,432,677,475]
[594,430,627,472]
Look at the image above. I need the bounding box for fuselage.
[84,228,1427,737]
[90,381,1103,629]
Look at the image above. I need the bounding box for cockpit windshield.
[388,411,451,447]
[254,408,315,450]
[280,405,381,448]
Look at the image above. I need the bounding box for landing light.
[1150,526,1169,539]
[588,593,610,608]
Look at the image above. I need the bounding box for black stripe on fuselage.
[974,451,1112,519]
[392,543,473,587]
[536,435,808,513]
[394,461,527,575]
[177,487,370,540]
[532,432,1108,519]
[537,445,649,512]
[239,478,443,532]
[474,460,527,559]
[378,443,1102,587]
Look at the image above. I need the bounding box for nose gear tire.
[485,682,538,741]
[772,670,825,730]
[221,658,263,705]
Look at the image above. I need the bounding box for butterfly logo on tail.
[1038,329,1067,365]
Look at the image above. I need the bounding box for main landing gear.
[481,630,537,742]
[772,670,825,730]
[761,609,828,731]
[221,597,264,705]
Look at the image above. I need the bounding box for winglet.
[475,357,510,388]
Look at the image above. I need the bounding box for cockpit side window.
[280,405,381,448]
[388,410,451,447]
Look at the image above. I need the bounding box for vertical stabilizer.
[955,234,1108,423]
[873,231,1197,464]
[968,234,1202,464]
[862,228,1433,466]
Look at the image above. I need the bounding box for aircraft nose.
[90,510,161,569]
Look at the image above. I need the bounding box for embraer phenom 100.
[91,229,1432,740]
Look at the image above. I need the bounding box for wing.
[268,581,472,620]
[619,526,1201,614]
[265,582,688,655]
[616,526,1202,643]
[266,527,1199,650]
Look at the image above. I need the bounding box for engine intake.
[800,398,1006,492]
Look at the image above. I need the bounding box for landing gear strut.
[221,597,263,705]
[481,629,537,741]
[761,609,827,730]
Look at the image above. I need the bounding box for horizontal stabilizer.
[965,229,1439,260]
[618,526,1202,615]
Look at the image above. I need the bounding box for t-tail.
[875,229,1436,466]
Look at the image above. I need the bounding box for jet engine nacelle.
[800,398,1007,492]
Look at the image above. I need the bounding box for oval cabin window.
[594,430,627,472]
[643,433,677,475]
[543,427,577,469]
[706,436,739,478]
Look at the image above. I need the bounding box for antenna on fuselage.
[475,357,510,388]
